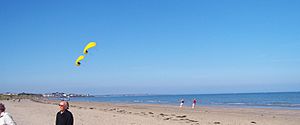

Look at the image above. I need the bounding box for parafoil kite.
[83,42,96,54]
[75,55,85,66]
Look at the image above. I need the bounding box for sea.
[53,92,300,110]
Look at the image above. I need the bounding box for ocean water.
[57,92,300,110]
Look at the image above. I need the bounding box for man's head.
[58,101,67,112]
[0,103,5,113]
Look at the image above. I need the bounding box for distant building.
[2,92,18,95]
[42,92,93,98]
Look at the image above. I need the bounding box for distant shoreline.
[3,91,300,110]
[46,91,300,110]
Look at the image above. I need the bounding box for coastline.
[2,99,300,125]
[64,92,300,110]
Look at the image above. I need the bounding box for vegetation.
[0,93,43,100]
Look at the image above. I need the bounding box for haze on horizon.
[1,0,300,95]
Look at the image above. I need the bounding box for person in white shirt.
[179,99,184,108]
[0,103,16,125]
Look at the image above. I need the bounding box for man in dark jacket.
[56,101,73,125]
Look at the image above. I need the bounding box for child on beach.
[192,99,196,108]
[180,99,184,108]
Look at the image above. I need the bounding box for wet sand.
[2,99,300,125]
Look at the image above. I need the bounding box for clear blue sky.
[1,0,299,95]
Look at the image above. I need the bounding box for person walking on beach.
[0,103,16,125]
[192,99,196,109]
[56,101,73,125]
[180,99,184,108]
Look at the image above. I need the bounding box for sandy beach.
[2,99,300,125]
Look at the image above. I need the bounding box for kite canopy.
[83,42,96,54]
[75,55,85,66]
[75,41,96,66]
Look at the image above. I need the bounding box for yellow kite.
[75,55,85,66]
[83,42,96,54]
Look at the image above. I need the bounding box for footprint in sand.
[117,109,126,114]
[176,115,187,118]
[213,121,221,124]
[180,118,189,121]
[159,113,169,117]
[109,108,116,111]
[163,117,171,120]
[140,112,147,115]
[189,119,198,122]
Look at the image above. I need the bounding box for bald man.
[56,101,73,125]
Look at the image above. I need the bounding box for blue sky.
[1,0,300,94]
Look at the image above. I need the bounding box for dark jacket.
[56,110,73,125]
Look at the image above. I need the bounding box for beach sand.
[2,99,300,125]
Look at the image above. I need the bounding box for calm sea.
[54,92,300,110]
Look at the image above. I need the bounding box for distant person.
[180,99,184,108]
[192,99,196,108]
[56,101,73,125]
[0,103,16,125]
